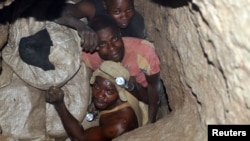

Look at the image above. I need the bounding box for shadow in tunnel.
[151,0,189,8]
[0,0,67,24]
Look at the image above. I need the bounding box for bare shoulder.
[101,106,137,125]
[100,106,138,137]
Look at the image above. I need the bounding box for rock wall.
[1,0,250,141]
[114,0,250,141]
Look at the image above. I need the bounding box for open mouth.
[120,23,128,28]
[110,53,120,61]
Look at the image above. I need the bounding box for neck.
[106,99,124,110]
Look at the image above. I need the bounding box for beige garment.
[46,63,91,138]
[1,17,91,140]
[124,91,148,126]
[0,61,12,88]
[0,135,17,141]
[0,55,91,141]
[90,61,149,126]
[90,61,129,101]
[0,65,47,140]
[3,18,82,90]
[100,102,131,116]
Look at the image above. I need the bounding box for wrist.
[54,101,65,109]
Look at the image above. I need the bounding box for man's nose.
[96,90,105,98]
[107,42,116,50]
[121,12,128,20]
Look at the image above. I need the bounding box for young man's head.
[90,61,130,110]
[103,0,135,28]
[88,14,125,62]
[91,76,120,110]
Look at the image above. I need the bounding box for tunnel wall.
[114,0,250,141]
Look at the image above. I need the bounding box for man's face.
[97,26,125,62]
[105,0,135,28]
[92,76,119,110]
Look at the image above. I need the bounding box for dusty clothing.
[89,61,148,126]
[0,17,91,140]
[18,28,55,71]
[3,18,82,89]
[82,37,161,87]
[0,1,92,140]
[123,91,148,126]
[100,102,130,116]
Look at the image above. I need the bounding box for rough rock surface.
[114,0,250,141]
[1,0,250,141]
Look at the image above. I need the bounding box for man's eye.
[112,36,118,42]
[93,84,100,90]
[106,89,114,95]
[126,8,134,12]
[98,42,106,48]
[112,9,120,14]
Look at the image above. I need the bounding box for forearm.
[54,103,85,140]
[147,89,159,123]
[54,2,91,31]
[54,14,88,31]
[54,0,94,29]
[145,73,161,123]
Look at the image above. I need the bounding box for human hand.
[46,86,64,105]
[77,24,98,53]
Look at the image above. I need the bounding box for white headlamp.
[115,77,134,91]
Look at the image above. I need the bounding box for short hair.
[88,14,118,32]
